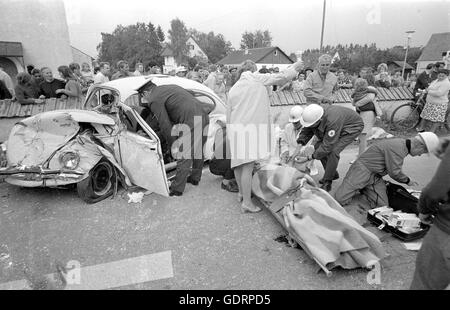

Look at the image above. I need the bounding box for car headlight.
[59,152,80,170]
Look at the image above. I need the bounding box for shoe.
[186,177,199,186]
[416,128,424,132]
[319,173,339,184]
[169,189,183,196]
[320,181,332,192]
[241,203,262,213]
[221,181,239,193]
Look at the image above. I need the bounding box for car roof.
[101,75,217,101]
[98,74,226,115]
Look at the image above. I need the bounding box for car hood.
[6,110,115,166]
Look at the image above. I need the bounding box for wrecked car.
[0,75,226,203]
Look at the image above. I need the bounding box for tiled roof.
[417,32,450,62]
[217,47,290,65]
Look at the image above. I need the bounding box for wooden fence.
[0,87,414,118]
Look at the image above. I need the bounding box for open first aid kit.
[367,206,429,241]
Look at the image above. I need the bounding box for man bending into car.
[140,82,210,196]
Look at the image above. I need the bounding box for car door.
[116,107,169,197]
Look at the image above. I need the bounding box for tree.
[97,22,162,69]
[168,18,190,64]
[240,30,272,49]
[156,25,165,42]
[189,29,233,64]
[289,53,297,62]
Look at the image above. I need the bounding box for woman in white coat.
[227,59,304,213]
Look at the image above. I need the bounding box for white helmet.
[288,106,304,123]
[300,104,324,127]
[417,132,439,154]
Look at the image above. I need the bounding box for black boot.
[186,176,199,186]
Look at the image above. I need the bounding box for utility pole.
[320,0,326,52]
[402,30,415,78]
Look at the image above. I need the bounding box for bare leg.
[233,166,243,202]
[429,121,440,133]
[239,162,260,212]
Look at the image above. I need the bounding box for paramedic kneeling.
[334,132,439,208]
[297,104,364,192]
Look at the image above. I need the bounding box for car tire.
[77,159,117,204]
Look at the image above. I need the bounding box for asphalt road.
[0,130,442,289]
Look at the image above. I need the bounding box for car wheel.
[77,159,116,204]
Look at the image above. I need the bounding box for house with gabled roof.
[216,46,293,70]
[416,32,450,73]
[161,37,209,74]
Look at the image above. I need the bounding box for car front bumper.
[0,167,86,187]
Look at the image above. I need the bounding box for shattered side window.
[85,90,99,110]
[93,90,120,114]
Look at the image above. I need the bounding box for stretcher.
[256,181,333,277]
[251,164,386,277]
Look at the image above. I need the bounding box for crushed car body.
[0,75,226,203]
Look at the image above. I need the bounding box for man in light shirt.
[303,54,338,105]
[93,62,110,85]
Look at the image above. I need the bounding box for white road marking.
[0,251,174,290]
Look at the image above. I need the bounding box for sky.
[63,0,450,58]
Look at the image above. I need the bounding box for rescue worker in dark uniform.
[297,104,364,192]
[334,132,439,208]
[141,83,210,196]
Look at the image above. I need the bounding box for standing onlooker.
[374,72,391,88]
[175,66,188,78]
[81,62,94,84]
[416,69,450,133]
[69,62,89,93]
[229,67,238,88]
[227,59,304,213]
[337,69,353,89]
[39,67,66,98]
[30,68,43,86]
[410,137,450,290]
[133,62,144,76]
[111,60,130,80]
[259,65,270,74]
[352,78,383,157]
[292,72,306,92]
[391,70,405,87]
[186,66,202,83]
[93,62,110,85]
[0,79,12,100]
[375,63,391,83]
[303,54,338,105]
[211,73,227,103]
[414,64,435,95]
[203,65,218,90]
[406,73,417,91]
[14,72,44,104]
[56,65,83,99]
[92,60,100,75]
[0,66,15,97]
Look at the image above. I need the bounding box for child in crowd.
[352,78,383,156]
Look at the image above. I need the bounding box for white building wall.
[0,0,73,74]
